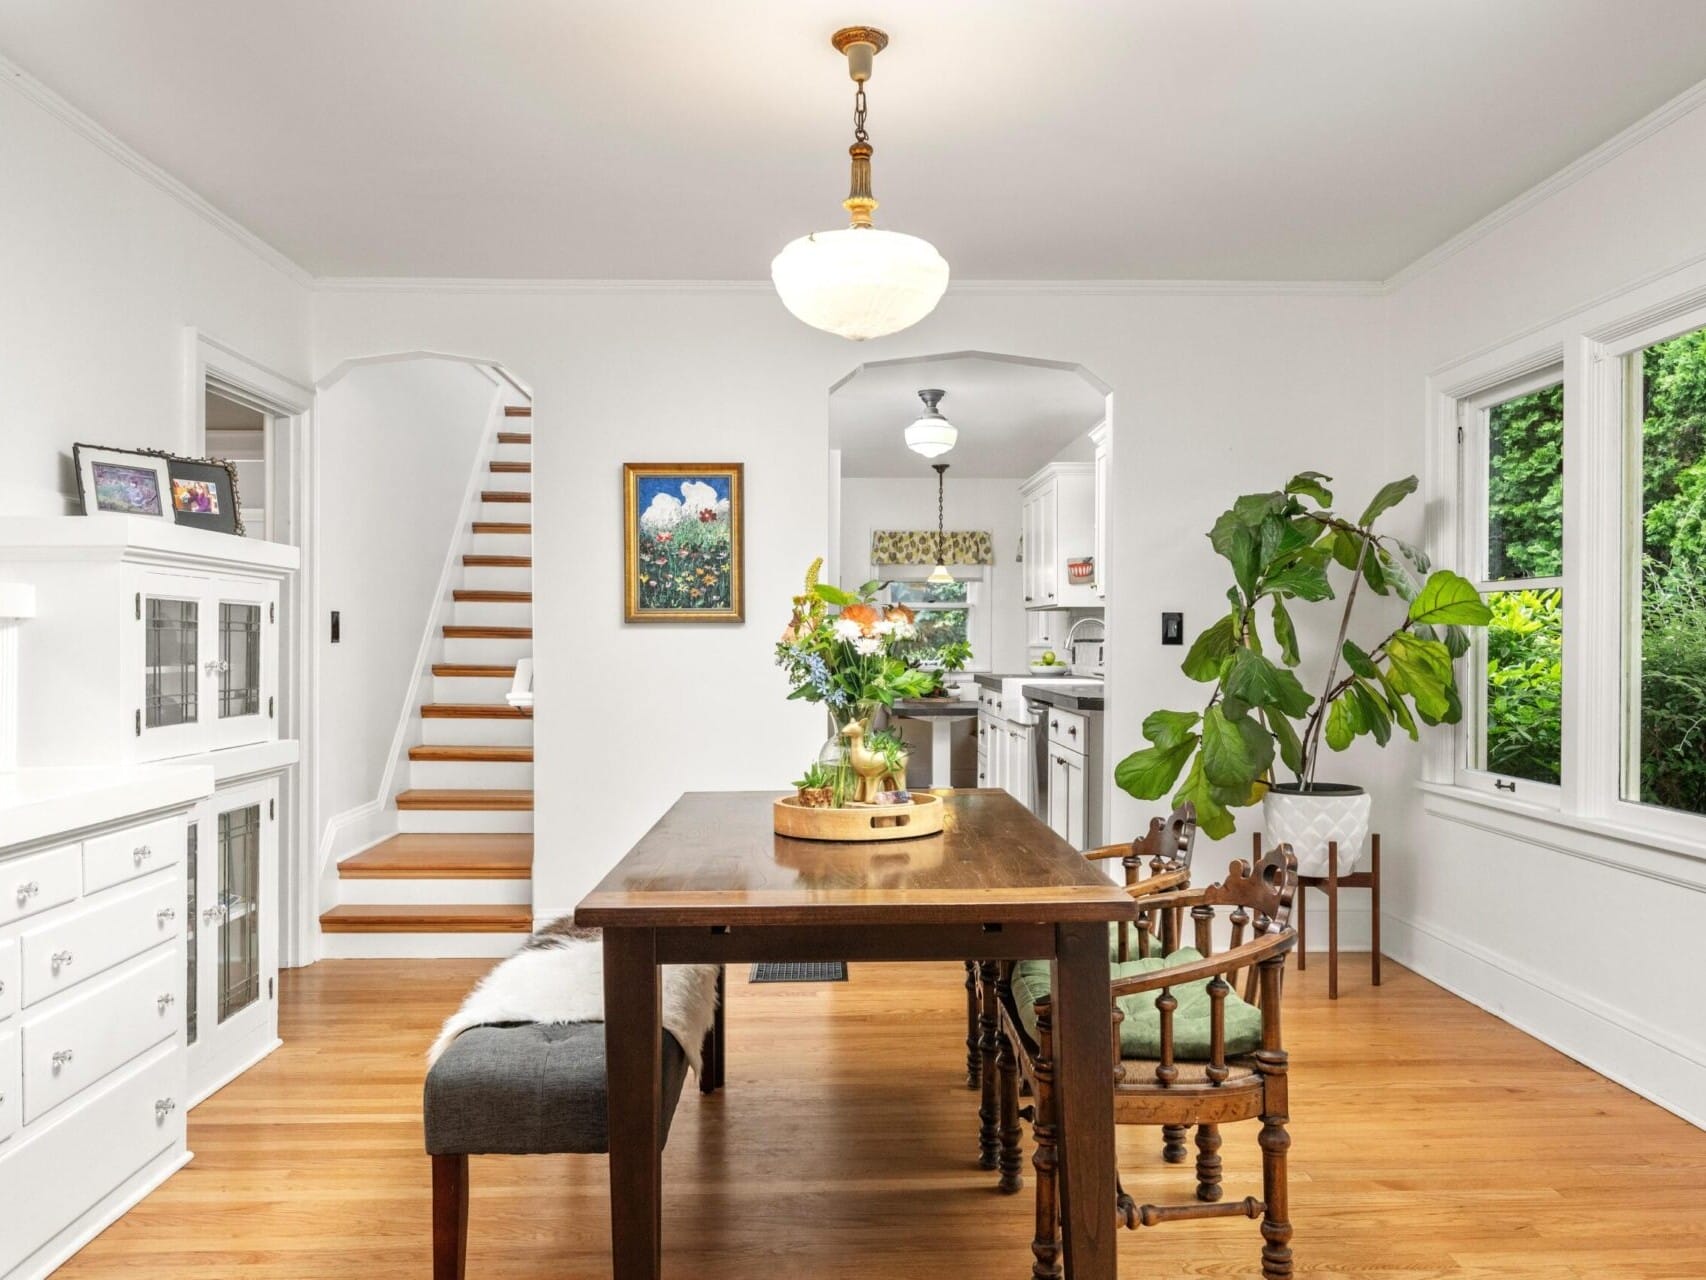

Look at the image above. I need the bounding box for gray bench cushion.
[424,1022,690,1156]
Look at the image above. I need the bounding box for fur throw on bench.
[427,920,720,1075]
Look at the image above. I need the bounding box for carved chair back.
[1116,802,1198,961]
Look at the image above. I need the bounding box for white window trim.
[878,566,992,673]
[1425,255,1706,868]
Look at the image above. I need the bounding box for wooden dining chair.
[995,843,1300,1280]
[974,804,1199,1180]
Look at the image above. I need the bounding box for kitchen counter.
[891,699,979,718]
[973,672,1034,691]
[1022,682,1106,712]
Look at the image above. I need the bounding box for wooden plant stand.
[1253,831,1381,1000]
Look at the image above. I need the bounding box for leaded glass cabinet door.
[188,776,279,1104]
[126,569,211,761]
[211,576,279,750]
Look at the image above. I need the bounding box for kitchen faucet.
[1063,616,1107,674]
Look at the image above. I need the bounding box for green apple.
[1040,650,1057,665]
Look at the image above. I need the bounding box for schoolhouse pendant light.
[770,26,950,342]
[927,463,955,585]
[905,388,957,458]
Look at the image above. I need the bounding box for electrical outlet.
[1161,612,1184,645]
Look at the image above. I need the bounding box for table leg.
[1327,847,1340,1001]
[1052,921,1117,1280]
[604,927,662,1280]
[1371,836,1382,988]
[931,717,954,788]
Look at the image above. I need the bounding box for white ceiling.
[831,354,1105,479]
[4,2,1706,281]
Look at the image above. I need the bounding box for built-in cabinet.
[975,687,1035,809]
[1090,422,1110,599]
[1043,705,1103,849]
[1020,463,1097,610]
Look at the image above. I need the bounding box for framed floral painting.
[623,462,744,623]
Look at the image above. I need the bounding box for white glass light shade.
[905,415,957,458]
[770,227,950,341]
[927,562,955,585]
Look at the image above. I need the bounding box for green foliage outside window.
[1484,588,1562,784]
[1487,384,1564,580]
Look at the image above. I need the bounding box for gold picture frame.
[623,462,744,623]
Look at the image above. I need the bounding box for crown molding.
[0,52,314,288]
[1385,76,1706,294]
[312,275,1388,297]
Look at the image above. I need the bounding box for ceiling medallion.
[770,26,950,342]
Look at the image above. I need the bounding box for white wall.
[1383,98,1706,1125]
[312,359,499,837]
[0,78,311,515]
[310,285,1398,927]
[838,475,1027,675]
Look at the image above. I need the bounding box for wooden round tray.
[773,792,945,842]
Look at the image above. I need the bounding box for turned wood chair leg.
[1162,1123,1190,1164]
[1029,1012,1062,1280]
[1195,1124,1223,1202]
[964,961,981,1089]
[977,962,1001,1170]
[1259,1092,1294,1278]
[997,1026,1024,1193]
[432,1153,469,1280]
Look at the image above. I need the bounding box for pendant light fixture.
[928,463,954,585]
[770,27,950,342]
[905,388,957,458]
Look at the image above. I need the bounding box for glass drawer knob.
[51,950,72,970]
[133,845,153,863]
[155,1098,176,1120]
[157,907,176,925]
[51,1049,74,1069]
[17,881,39,903]
[157,992,176,1012]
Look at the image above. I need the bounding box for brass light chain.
[853,82,869,146]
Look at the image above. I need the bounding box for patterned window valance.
[871,530,995,566]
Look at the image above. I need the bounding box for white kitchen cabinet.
[1090,422,1110,599]
[186,775,279,1104]
[1020,463,1096,610]
[1046,747,1087,849]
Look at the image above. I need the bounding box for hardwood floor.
[56,959,1706,1279]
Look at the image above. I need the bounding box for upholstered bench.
[424,1021,704,1280]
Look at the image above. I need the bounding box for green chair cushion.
[1009,949,1264,1062]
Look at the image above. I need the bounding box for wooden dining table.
[574,788,1132,1279]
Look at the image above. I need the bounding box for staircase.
[321,405,536,957]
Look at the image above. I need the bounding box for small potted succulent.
[792,762,835,808]
[1115,471,1492,875]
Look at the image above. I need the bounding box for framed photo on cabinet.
[622,462,744,623]
[72,444,175,519]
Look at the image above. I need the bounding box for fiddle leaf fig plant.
[1115,472,1493,839]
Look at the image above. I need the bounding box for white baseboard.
[13,1148,192,1280]
[1384,912,1705,1129]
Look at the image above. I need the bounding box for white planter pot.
[1261,784,1370,878]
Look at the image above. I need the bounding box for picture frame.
[623,462,744,623]
[151,450,245,537]
[72,444,175,520]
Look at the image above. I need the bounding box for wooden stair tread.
[463,554,531,567]
[320,904,532,933]
[452,589,531,602]
[471,522,531,534]
[338,834,532,880]
[409,744,533,762]
[490,461,531,473]
[396,788,533,811]
[432,664,516,677]
[443,624,531,639]
[504,406,532,418]
[481,490,531,503]
[420,703,532,719]
[496,432,532,444]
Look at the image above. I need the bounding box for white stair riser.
[480,499,532,522]
[420,716,532,746]
[493,444,531,466]
[442,635,532,665]
[469,531,532,556]
[432,675,515,703]
[337,878,531,907]
[454,599,533,627]
[484,472,532,493]
[399,809,533,834]
[409,759,534,789]
[459,565,531,592]
[321,932,527,960]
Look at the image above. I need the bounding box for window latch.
[1494,779,1516,792]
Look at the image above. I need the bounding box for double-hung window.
[884,578,979,653]
[1460,372,1565,793]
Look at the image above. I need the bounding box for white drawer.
[0,1043,182,1277]
[0,939,17,1022]
[0,844,80,929]
[20,872,183,1007]
[22,948,180,1124]
[83,814,185,896]
[0,1027,16,1144]
[1045,707,1088,751]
